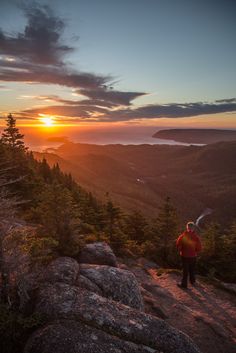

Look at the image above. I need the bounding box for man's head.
[186,221,195,232]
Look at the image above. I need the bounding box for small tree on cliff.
[1,114,25,151]
[153,197,179,265]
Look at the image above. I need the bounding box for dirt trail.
[123,261,236,353]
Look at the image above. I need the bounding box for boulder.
[76,274,102,295]
[24,320,156,353]
[35,282,201,353]
[78,242,117,267]
[43,257,79,285]
[80,264,144,310]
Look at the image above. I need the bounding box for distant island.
[153,129,236,144]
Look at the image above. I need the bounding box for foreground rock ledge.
[34,282,201,353]
[79,264,144,310]
[24,320,157,353]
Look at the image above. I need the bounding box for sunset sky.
[0,0,236,146]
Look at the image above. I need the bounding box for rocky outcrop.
[43,257,79,285]
[22,245,202,353]
[34,282,200,353]
[78,242,118,267]
[79,264,144,310]
[76,274,103,295]
[24,320,157,353]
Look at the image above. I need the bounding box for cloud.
[78,88,146,106]
[30,95,120,108]
[23,103,109,120]
[20,99,236,123]
[0,84,11,91]
[26,92,145,108]
[0,58,110,89]
[0,4,72,65]
[0,3,144,107]
[0,59,143,105]
[103,101,236,122]
[215,98,236,103]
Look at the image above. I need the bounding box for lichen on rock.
[78,242,118,267]
[80,264,144,310]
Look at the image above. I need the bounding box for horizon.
[0,0,236,143]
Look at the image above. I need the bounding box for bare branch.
[0,166,18,174]
[0,175,27,187]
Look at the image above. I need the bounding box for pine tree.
[124,210,149,244]
[199,222,223,279]
[105,198,121,238]
[1,114,25,150]
[219,221,236,281]
[39,158,52,183]
[201,222,222,259]
[153,197,179,265]
[32,183,81,256]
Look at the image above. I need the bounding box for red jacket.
[176,231,202,257]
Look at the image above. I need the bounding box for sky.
[0,0,236,145]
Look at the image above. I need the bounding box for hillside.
[153,129,236,144]
[35,141,236,224]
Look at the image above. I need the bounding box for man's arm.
[176,234,184,250]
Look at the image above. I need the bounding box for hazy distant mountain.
[34,141,236,224]
[153,129,236,144]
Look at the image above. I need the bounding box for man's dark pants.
[181,256,196,287]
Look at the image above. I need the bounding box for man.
[176,221,202,289]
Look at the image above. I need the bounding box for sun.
[39,115,55,127]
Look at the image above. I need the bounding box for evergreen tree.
[124,210,149,244]
[153,197,179,264]
[201,222,222,260]
[31,183,81,256]
[219,221,236,281]
[105,198,121,238]
[39,158,52,183]
[224,221,236,259]
[1,114,25,151]
[199,222,223,279]
[103,196,127,251]
[0,115,38,201]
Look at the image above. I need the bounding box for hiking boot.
[177,283,188,289]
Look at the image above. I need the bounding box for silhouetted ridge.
[153,129,236,144]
